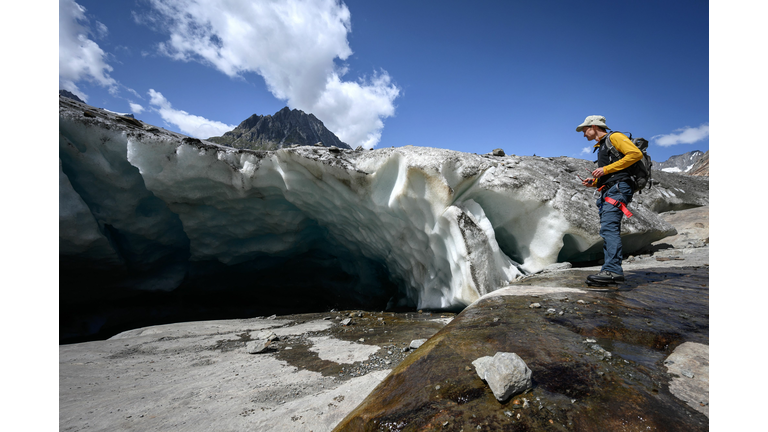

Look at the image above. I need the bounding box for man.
[576,115,642,286]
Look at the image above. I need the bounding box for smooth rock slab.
[307,336,380,364]
[664,342,709,417]
[334,266,709,431]
[60,311,454,432]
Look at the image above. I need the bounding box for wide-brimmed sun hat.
[576,115,610,132]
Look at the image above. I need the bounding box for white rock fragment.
[409,339,427,350]
[255,331,278,341]
[246,339,270,354]
[589,344,612,360]
[473,352,532,402]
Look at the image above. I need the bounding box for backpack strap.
[602,131,623,161]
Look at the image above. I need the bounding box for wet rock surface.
[334,265,709,431]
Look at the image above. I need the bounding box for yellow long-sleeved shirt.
[592,132,643,179]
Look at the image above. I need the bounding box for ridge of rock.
[653,150,705,174]
[687,150,709,176]
[60,89,85,103]
[208,106,351,150]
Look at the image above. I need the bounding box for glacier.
[59,96,707,338]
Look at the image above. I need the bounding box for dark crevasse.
[60,246,405,344]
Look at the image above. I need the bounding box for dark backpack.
[604,131,653,193]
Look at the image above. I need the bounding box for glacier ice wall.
[123,136,524,308]
[60,97,705,315]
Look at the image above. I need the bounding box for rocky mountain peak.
[208,107,350,151]
[653,150,705,174]
[60,89,85,103]
[687,150,709,176]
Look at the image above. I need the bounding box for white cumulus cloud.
[59,0,118,101]
[148,89,236,138]
[129,103,145,114]
[145,0,400,149]
[652,124,709,147]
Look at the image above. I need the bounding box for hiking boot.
[586,271,625,285]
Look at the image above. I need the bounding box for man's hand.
[582,177,595,186]
[591,167,605,178]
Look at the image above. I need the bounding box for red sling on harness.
[604,196,633,218]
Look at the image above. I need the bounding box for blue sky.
[58,0,711,162]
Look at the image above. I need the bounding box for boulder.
[476,352,533,401]
[255,331,278,341]
[246,339,270,354]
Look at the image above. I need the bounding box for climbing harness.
[603,195,633,218]
[594,184,633,218]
